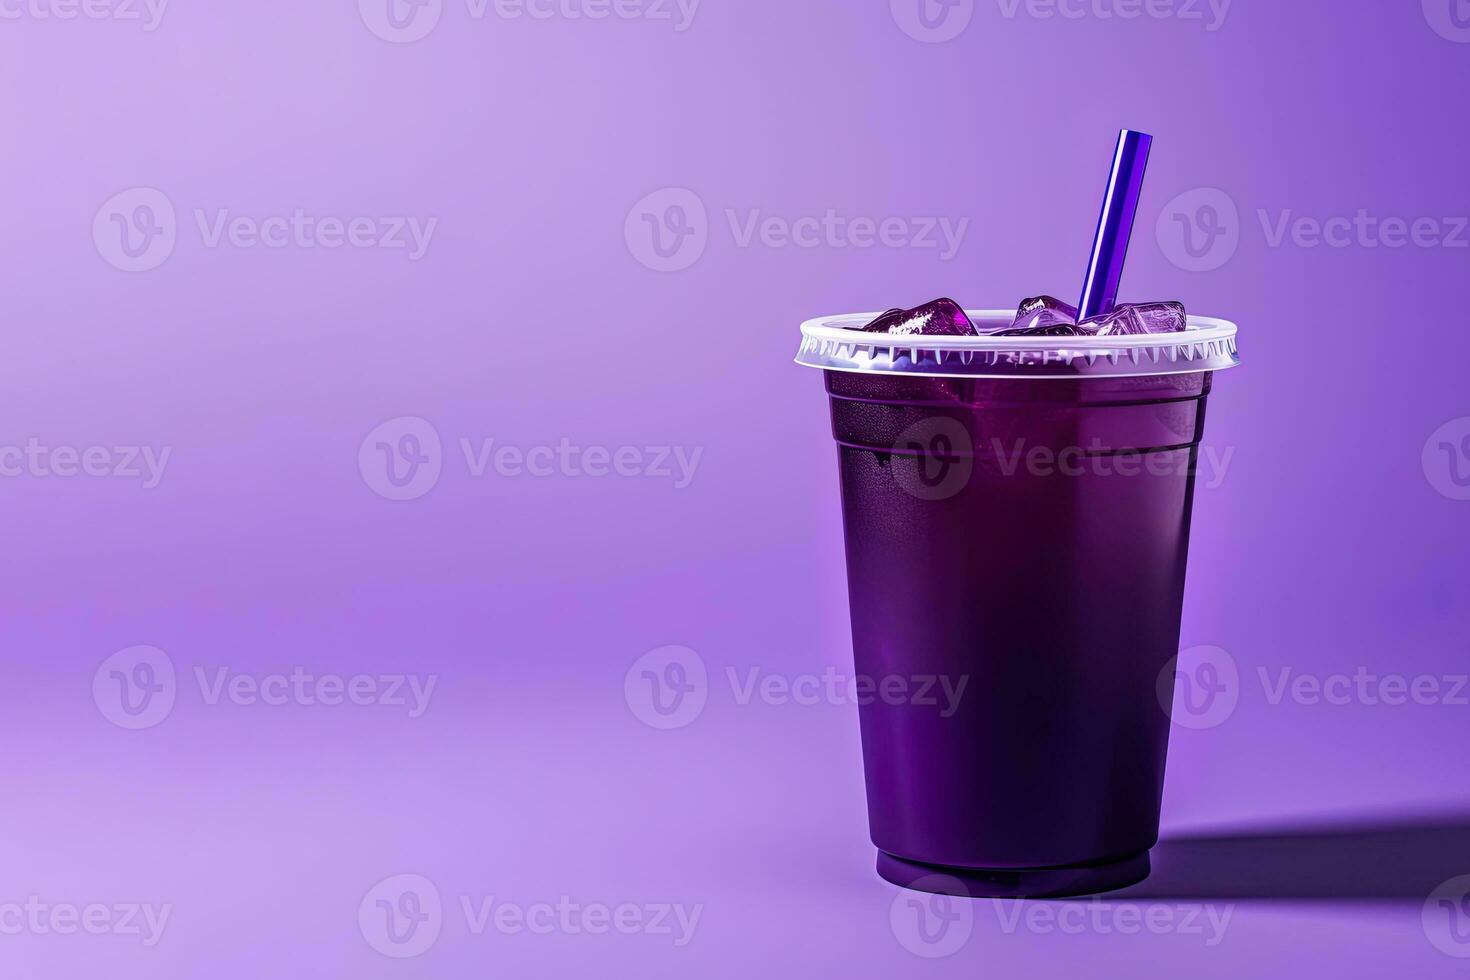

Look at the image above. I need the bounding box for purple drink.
[796,309,1239,897]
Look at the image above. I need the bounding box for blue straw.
[1077,129,1153,322]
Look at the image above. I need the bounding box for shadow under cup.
[797,312,1240,899]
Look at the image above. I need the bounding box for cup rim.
[795,309,1239,380]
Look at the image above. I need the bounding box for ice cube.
[1132,301,1188,333]
[1009,295,1078,333]
[1077,307,1140,336]
[994,322,1084,337]
[1080,301,1188,336]
[856,298,975,337]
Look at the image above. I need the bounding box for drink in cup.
[794,131,1240,897]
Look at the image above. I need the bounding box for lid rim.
[795,310,1240,380]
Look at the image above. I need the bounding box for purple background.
[3,0,1469,975]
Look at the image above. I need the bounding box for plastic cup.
[795,310,1239,898]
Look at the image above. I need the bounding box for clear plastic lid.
[795,310,1239,379]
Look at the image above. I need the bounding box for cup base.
[876,849,1151,899]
